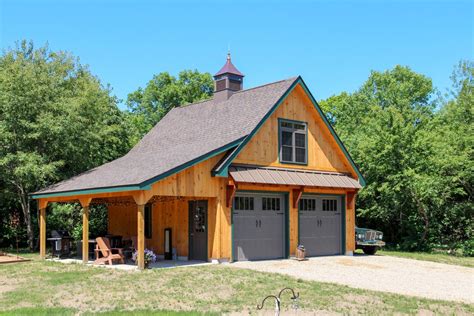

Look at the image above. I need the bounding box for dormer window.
[279,119,307,164]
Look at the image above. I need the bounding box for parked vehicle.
[355,227,385,255]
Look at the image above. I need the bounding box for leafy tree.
[422,61,473,254]
[321,66,437,248]
[126,70,213,143]
[0,41,131,249]
[321,63,473,253]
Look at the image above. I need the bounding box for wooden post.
[137,204,145,269]
[39,204,47,259]
[79,198,92,264]
[82,206,89,263]
[132,191,152,270]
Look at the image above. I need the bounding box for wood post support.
[39,207,46,259]
[79,198,92,264]
[137,204,145,270]
[82,206,89,263]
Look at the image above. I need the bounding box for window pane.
[295,133,305,148]
[282,146,292,161]
[262,197,267,210]
[282,131,292,146]
[281,121,293,128]
[295,148,306,163]
[276,198,280,210]
[249,197,254,210]
[294,123,306,130]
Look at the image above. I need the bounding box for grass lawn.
[376,249,474,268]
[0,254,473,315]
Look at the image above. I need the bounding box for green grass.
[377,249,474,268]
[0,254,473,315]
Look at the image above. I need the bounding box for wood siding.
[234,84,357,179]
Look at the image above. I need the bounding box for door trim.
[297,193,346,256]
[231,190,289,262]
[188,200,208,261]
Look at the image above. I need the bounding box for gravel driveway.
[231,255,474,303]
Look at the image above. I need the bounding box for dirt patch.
[336,258,384,269]
[0,253,30,264]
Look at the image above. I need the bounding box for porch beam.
[79,198,92,264]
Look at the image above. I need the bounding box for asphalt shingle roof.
[34,77,298,195]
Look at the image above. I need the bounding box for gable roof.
[212,77,366,187]
[32,77,299,198]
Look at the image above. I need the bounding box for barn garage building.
[32,54,364,268]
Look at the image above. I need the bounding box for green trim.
[31,137,244,200]
[277,118,308,166]
[231,190,290,261]
[298,193,347,255]
[298,80,366,186]
[139,137,244,187]
[284,193,290,258]
[213,79,301,178]
[30,185,150,199]
[213,77,366,186]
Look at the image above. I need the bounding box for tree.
[421,61,473,253]
[126,70,213,143]
[0,41,131,249]
[320,66,437,249]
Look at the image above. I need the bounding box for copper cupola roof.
[214,53,244,77]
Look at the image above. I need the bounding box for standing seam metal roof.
[229,165,361,189]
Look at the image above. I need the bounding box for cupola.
[213,52,244,102]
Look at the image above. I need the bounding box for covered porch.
[36,189,224,270]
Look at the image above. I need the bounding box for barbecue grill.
[47,230,73,258]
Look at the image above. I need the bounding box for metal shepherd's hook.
[278,287,300,310]
[257,295,281,316]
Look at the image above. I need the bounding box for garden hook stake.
[257,295,281,316]
[278,287,300,310]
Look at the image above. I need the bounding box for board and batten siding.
[108,153,232,260]
[233,84,357,180]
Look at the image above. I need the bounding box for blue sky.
[1,0,472,109]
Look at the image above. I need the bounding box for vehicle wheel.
[362,247,377,255]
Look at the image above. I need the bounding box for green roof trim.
[31,137,245,200]
[30,184,150,199]
[213,76,366,186]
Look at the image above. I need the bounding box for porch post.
[132,190,152,270]
[38,200,47,259]
[79,198,92,263]
[137,204,145,269]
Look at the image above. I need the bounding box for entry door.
[189,200,207,261]
[299,195,342,256]
[233,193,285,261]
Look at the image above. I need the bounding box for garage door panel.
[233,194,285,261]
[299,196,342,257]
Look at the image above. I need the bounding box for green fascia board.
[213,78,302,177]
[213,76,366,187]
[30,185,150,199]
[31,137,245,200]
[139,137,244,187]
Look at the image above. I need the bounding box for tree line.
[0,41,472,255]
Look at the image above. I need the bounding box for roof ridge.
[232,76,298,95]
[175,76,298,110]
